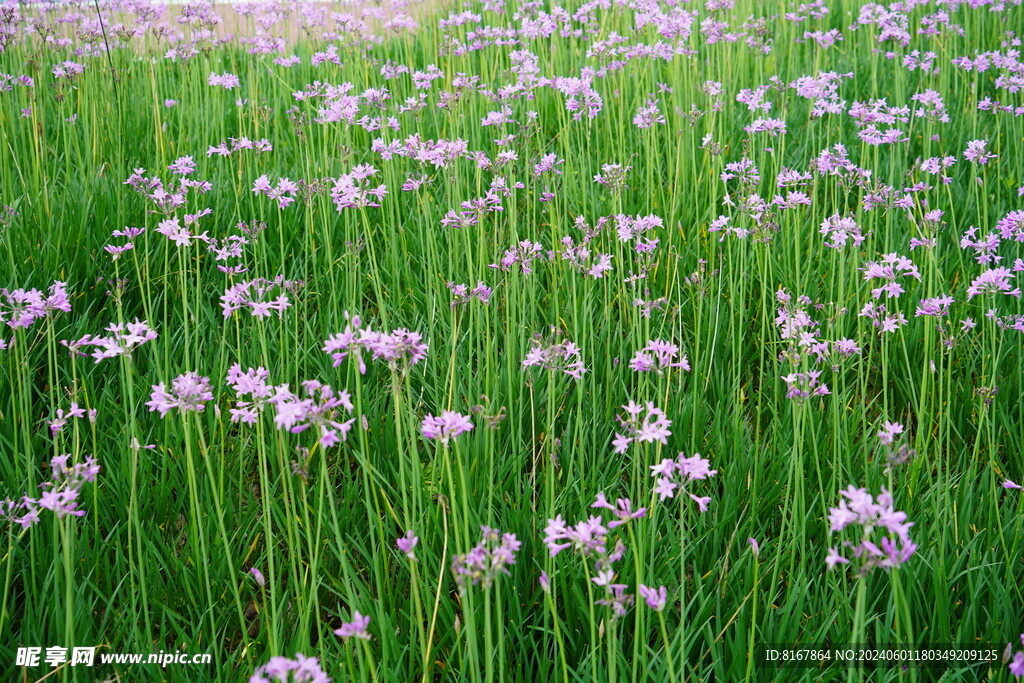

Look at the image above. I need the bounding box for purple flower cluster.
[629,339,690,374]
[2,455,100,528]
[447,281,493,308]
[0,281,71,329]
[966,267,1020,300]
[490,240,548,274]
[650,452,718,511]
[451,526,521,592]
[826,486,917,576]
[859,301,908,334]
[421,411,474,444]
[521,333,586,380]
[147,372,214,418]
[249,653,330,683]
[322,314,429,374]
[875,421,916,473]
[819,214,867,249]
[63,319,158,363]
[611,401,672,454]
[780,370,831,400]
[331,165,388,211]
[544,493,647,619]
[252,176,299,210]
[104,226,145,260]
[396,530,419,560]
[221,277,301,319]
[269,380,356,449]
[207,137,272,157]
[48,402,97,436]
[861,253,921,300]
[208,72,241,90]
[334,611,371,641]
[124,168,211,216]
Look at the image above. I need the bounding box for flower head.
[421,411,473,444]
[147,372,213,418]
[334,611,371,641]
[451,526,521,592]
[396,530,419,560]
[638,584,667,611]
[249,653,330,683]
[826,486,917,575]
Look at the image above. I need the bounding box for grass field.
[2,0,1024,680]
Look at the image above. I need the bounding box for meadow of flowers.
[1,0,1024,679]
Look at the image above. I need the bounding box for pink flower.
[334,611,371,640]
[421,411,473,444]
[396,530,419,560]
[638,584,667,611]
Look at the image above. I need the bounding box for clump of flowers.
[489,240,548,274]
[225,364,277,425]
[104,226,144,259]
[773,290,858,367]
[252,175,299,210]
[826,486,917,575]
[270,380,356,449]
[447,281,492,307]
[876,421,916,473]
[781,370,830,400]
[62,319,158,363]
[248,653,330,683]
[544,492,647,619]
[124,167,212,216]
[859,301,908,334]
[451,526,521,592]
[322,313,373,374]
[966,267,1019,299]
[522,330,586,380]
[774,290,818,344]
[861,253,921,299]
[612,401,672,454]
[963,139,996,165]
[322,314,429,375]
[915,294,955,318]
[650,452,718,512]
[146,372,214,418]
[633,97,666,129]
[154,216,207,248]
[1,281,71,329]
[558,235,614,279]
[421,411,473,444]
[208,72,241,90]
[876,420,903,446]
[593,162,631,192]
[207,137,273,157]
[976,385,999,406]
[221,276,303,319]
[819,214,868,249]
[332,165,388,210]
[1,455,100,528]
[629,339,690,374]
[48,403,97,437]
